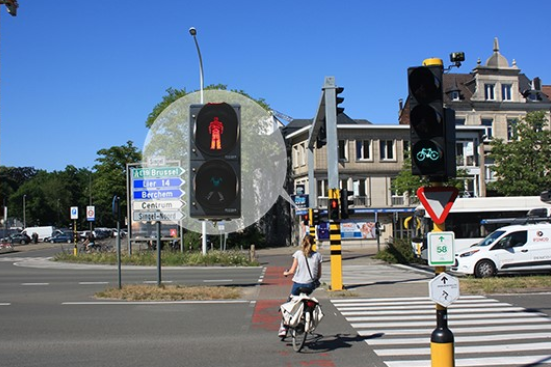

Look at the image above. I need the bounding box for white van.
[21,226,56,241]
[452,223,551,278]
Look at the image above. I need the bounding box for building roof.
[282,113,371,137]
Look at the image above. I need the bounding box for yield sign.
[417,186,459,224]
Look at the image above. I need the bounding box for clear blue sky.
[1,0,550,172]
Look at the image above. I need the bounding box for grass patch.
[95,284,241,301]
[460,275,551,294]
[54,250,258,267]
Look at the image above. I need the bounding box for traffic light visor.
[408,67,442,104]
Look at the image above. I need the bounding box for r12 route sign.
[427,231,455,266]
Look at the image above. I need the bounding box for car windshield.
[476,230,506,247]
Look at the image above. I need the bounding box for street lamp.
[23,194,26,228]
[188,26,207,254]
[188,27,204,104]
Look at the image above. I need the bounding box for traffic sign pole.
[428,183,455,367]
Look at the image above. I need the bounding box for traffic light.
[312,209,320,225]
[4,0,18,16]
[408,62,455,179]
[336,87,345,115]
[301,213,310,225]
[328,198,340,221]
[340,188,354,219]
[316,123,327,149]
[189,102,241,219]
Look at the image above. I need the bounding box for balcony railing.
[315,195,418,209]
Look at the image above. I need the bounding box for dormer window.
[501,84,512,101]
[484,84,495,100]
[450,90,461,101]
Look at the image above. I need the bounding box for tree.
[93,141,142,227]
[488,111,551,196]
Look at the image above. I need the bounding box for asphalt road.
[3,243,551,366]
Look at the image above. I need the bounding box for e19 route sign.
[130,166,185,223]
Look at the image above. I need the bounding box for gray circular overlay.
[141,90,290,235]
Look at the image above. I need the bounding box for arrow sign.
[417,186,459,224]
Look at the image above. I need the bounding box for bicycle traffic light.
[408,62,455,179]
[189,102,241,219]
[328,198,340,221]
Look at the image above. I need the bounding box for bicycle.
[280,287,324,352]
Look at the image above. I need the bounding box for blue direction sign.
[133,189,184,200]
[133,178,184,189]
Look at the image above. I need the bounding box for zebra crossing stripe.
[332,295,551,367]
[385,355,551,367]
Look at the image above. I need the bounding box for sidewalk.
[256,245,433,300]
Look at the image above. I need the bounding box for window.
[402,140,410,159]
[501,84,512,101]
[507,119,518,141]
[355,140,372,161]
[293,145,299,167]
[484,84,495,100]
[379,140,395,160]
[455,118,465,126]
[481,119,493,139]
[338,140,348,161]
[450,90,461,101]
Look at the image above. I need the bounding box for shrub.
[374,237,424,265]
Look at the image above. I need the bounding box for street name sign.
[429,272,460,308]
[428,231,455,266]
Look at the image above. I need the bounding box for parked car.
[49,232,74,243]
[2,233,31,245]
[452,223,551,278]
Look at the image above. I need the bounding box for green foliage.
[488,111,551,196]
[374,237,424,265]
[92,141,141,227]
[54,249,258,266]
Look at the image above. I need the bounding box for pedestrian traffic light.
[336,87,345,115]
[328,198,340,221]
[408,62,455,179]
[312,209,320,225]
[189,102,241,219]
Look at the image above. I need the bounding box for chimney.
[533,77,542,91]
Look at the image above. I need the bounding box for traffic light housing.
[4,0,18,16]
[336,87,345,115]
[316,123,327,148]
[340,188,354,219]
[328,198,340,221]
[301,213,309,225]
[189,102,241,219]
[408,63,455,179]
[312,209,320,225]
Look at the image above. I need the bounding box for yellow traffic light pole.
[328,188,343,291]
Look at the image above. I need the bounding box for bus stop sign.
[417,186,459,224]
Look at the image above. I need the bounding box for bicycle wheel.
[291,315,308,352]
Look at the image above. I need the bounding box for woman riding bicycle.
[279,234,322,337]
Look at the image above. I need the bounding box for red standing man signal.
[209,116,224,150]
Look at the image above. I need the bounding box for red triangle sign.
[416,187,459,224]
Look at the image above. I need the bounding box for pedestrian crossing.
[321,264,432,286]
[332,295,551,367]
